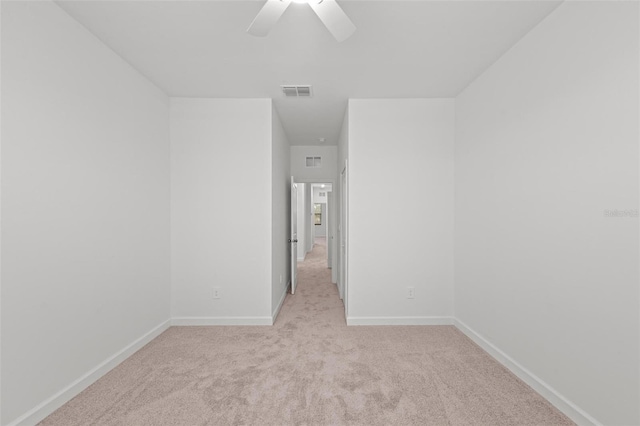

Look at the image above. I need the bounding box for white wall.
[170,98,272,323]
[306,184,316,252]
[338,110,348,179]
[312,185,330,204]
[305,183,314,253]
[337,110,349,301]
[347,99,455,324]
[455,2,639,424]
[271,106,290,318]
[296,184,307,260]
[1,2,171,424]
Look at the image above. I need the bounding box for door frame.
[290,177,298,294]
[293,178,337,285]
[339,160,348,318]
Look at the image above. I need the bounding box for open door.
[290,177,298,294]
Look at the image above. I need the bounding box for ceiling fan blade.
[247,0,292,37]
[308,0,356,42]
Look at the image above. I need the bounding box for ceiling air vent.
[306,156,321,168]
[282,85,313,97]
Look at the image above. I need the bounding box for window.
[314,203,322,225]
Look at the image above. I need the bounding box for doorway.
[290,175,346,321]
[311,183,331,269]
[292,181,336,273]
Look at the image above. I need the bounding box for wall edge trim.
[271,282,289,324]
[453,319,601,426]
[6,319,171,426]
[171,317,272,326]
[346,316,454,326]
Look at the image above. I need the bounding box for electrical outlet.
[213,287,221,299]
[407,287,415,299]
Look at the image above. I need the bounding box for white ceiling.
[56,0,561,146]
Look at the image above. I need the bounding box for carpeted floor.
[40,238,574,425]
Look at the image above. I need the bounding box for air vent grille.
[282,85,313,97]
[306,156,321,167]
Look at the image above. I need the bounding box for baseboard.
[453,319,601,426]
[271,281,289,324]
[171,316,272,326]
[5,315,598,426]
[7,319,171,426]
[346,316,454,326]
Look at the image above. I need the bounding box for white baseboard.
[271,281,289,324]
[7,320,171,426]
[171,316,272,326]
[453,319,601,426]
[6,315,599,426]
[346,316,454,326]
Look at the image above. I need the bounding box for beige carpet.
[40,238,574,425]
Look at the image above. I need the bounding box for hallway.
[278,236,345,326]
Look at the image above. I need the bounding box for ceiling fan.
[247,0,356,42]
